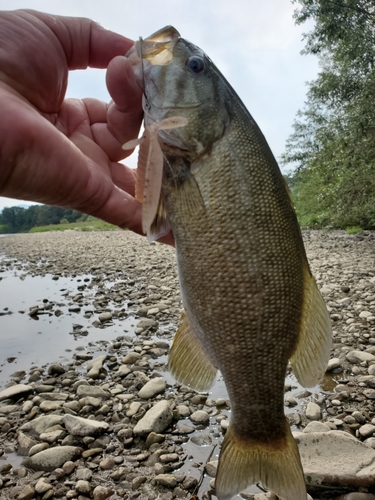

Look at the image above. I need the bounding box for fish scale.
[126,26,332,500]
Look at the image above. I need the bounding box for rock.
[205,460,218,477]
[75,479,92,494]
[155,474,177,488]
[126,401,142,417]
[327,358,342,371]
[23,446,81,471]
[303,422,331,433]
[145,432,165,448]
[98,312,112,322]
[18,484,35,500]
[115,365,131,378]
[99,457,115,470]
[48,363,65,375]
[122,352,142,364]
[35,478,53,494]
[17,432,38,455]
[359,424,375,439]
[87,355,107,378]
[133,400,173,436]
[93,485,114,500]
[29,443,49,456]
[76,385,109,399]
[295,430,375,487]
[190,410,210,424]
[39,400,64,412]
[138,377,166,399]
[0,384,33,401]
[306,402,321,420]
[346,351,375,364]
[63,414,110,436]
[20,415,64,437]
[39,429,65,444]
[176,405,190,417]
[76,468,93,481]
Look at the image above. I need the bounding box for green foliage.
[0,205,102,233]
[29,220,116,233]
[345,226,363,234]
[283,0,375,229]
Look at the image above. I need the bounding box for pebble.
[155,474,177,488]
[190,410,210,424]
[63,414,110,436]
[133,400,173,436]
[306,402,321,420]
[0,384,33,401]
[138,377,166,399]
[23,446,82,471]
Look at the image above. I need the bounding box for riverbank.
[0,229,374,500]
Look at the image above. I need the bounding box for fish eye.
[187,56,205,73]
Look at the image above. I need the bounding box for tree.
[282,0,375,228]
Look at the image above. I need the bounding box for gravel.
[0,229,374,499]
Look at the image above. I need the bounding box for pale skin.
[0,9,159,238]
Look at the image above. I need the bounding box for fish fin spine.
[290,265,332,387]
[215,422,306,500]
[169,311,217,392]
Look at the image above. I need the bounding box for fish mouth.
[126,26,181,72]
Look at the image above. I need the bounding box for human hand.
[0,9,145,234]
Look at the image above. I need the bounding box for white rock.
[20,415,64,436]
[35,478,53,494]
[295,430,375,487]
[23,446,81,471]
[190,410,210,424]
[76,385,109,399]
[359,424,375,439]
[138,377,166,399]
[327,358,342,371]
[133,400,173,436]
[0,384,33,401]
[303,422,331,433]
[63,414,109,436]
[346,351,375,364]
[86,355,107,379]
[306,402,321,420]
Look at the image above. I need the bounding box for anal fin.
[290,265,332,387]
[215,421,306,500]
[169,312,217,392]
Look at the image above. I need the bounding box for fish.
[124,26,332,500]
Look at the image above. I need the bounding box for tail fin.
[215,422,306,500]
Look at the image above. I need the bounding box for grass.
[345,226,363,235]
[29,220,117,233]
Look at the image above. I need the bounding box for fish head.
[127,26,230,159]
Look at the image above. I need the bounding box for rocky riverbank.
[0,229,375,500]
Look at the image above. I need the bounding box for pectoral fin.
[290,266,332,387]
[169,311,217,392]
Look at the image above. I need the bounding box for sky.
[0,0,319,212]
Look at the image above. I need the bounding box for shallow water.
[0,268,137,389]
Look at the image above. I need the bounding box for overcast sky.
[0,0,319,211]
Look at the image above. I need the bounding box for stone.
[23,446,81,471]
[295,430,375,487]
[40,429,65,444]
[99,457,115,470]
[346,351,375,364]
[39,400,64,412]
[0,384,33,401]
[76,385,109,399]
[93,485,114,500]
[29,443,49,456]
[87,355,107,379]
[359,424,375,439]
[306,402,321,420]
[138,377,166,399]
[122,352,142,364]
[63,414,110,436]
[133,400,173,436]
[176,405,190,417]
[115,365,131,378]
[76,468,93,481]
[155,474,177,488]
[126,401,142,417]
[75,479,92,494]
[20,415,64,437]
[190,410,210,424]
[303,422,331,433]
[18,484,35,500]
[35,478,53,494]
[48,363,65,375]
[205,460,218,477]
[17,432,38,455]
[327,358,342,371]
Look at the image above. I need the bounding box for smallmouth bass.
[125,26,332,500]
